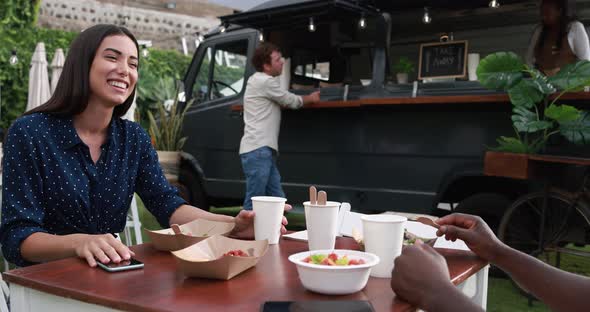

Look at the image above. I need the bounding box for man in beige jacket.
[239,43,320,210]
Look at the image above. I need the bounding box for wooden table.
[3,237,487,312]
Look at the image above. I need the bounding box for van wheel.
[178,163,209,211]
[454,192,511,278]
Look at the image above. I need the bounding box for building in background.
[38,0,236,53]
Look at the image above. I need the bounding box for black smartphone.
[97,258,144,272]
[261,301,375,312]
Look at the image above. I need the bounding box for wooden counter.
[231,92,590,111]
[484,151,590,180]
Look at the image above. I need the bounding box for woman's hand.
[73,234,135,267]
[230,204,292,239]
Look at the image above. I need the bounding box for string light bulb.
[489,0,500,8]
[219,22,227,33]
[422,7,432,24]
[9,49,18,65]
[308,17,316,32]
[359,13,366,29]
[141,45,149,58]
[259,31,264,42]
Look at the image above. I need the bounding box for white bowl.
[288,249,379,295]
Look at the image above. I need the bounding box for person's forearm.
[493,245,590,312]
[20,232,86,263]
[169,204,234,226]
[422,284,484,312]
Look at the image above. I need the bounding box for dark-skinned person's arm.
[391,240,484,312]
[437,213,590,312]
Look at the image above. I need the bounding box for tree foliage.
[135,49,192,129]
[0,0,75,131]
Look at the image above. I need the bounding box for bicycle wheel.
[498,190,590,297]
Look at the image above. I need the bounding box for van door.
[182,31,258,206]
[184,32,256,109]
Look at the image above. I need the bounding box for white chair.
[0,275,8,312]
[0,174,9,273]
[123,195,143,246]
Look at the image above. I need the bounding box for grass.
[487,278,550,312]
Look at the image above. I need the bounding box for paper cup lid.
[251,196,287,203]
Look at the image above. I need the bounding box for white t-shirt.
[525,21,590,67]
[239,72,303,155]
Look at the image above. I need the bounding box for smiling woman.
[0,24,289,269]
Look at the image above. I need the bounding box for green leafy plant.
[477,52,590,153]
[393,56,415,74]
[147,87,192,151]
[135,49,191,129]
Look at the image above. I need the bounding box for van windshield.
[191,40,249,106]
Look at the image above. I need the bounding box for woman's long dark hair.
[536,0,577,55]
[25,24,139,118]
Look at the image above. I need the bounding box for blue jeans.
[240,146,285,210]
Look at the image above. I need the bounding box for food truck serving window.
[294,62,330,81]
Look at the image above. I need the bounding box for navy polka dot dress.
[0,113,186,266]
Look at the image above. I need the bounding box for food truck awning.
[219,0,537,31]
[219,0,379,30]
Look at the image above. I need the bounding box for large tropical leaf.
[490,136,544,154]
[507,79,544,108]
[545,104,581,123]
[512,106,552,133]
[477,52,524,90]
[528,69,556,94]
[548,60,590,91]
[559,111,590,145]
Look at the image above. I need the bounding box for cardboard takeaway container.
[171,235,269,280]
[145,218,235,251]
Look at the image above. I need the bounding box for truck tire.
[453,193,511,234]
[178,160,209,211]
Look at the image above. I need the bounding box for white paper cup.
[468,53,480,81]
[304,201,340,251]
[361,214,406,278]
[252,196,286,245]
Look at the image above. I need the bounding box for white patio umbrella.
[26,42,51,111]
[50,48,65,94]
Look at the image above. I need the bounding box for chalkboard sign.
[418,40,468,80]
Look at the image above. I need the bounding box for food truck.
[177,0,590,237]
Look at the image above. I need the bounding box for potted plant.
[393,56,415,84]
[477,52,590,177]
[147,87,192,182]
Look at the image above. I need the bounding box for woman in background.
[526,0,590,76]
